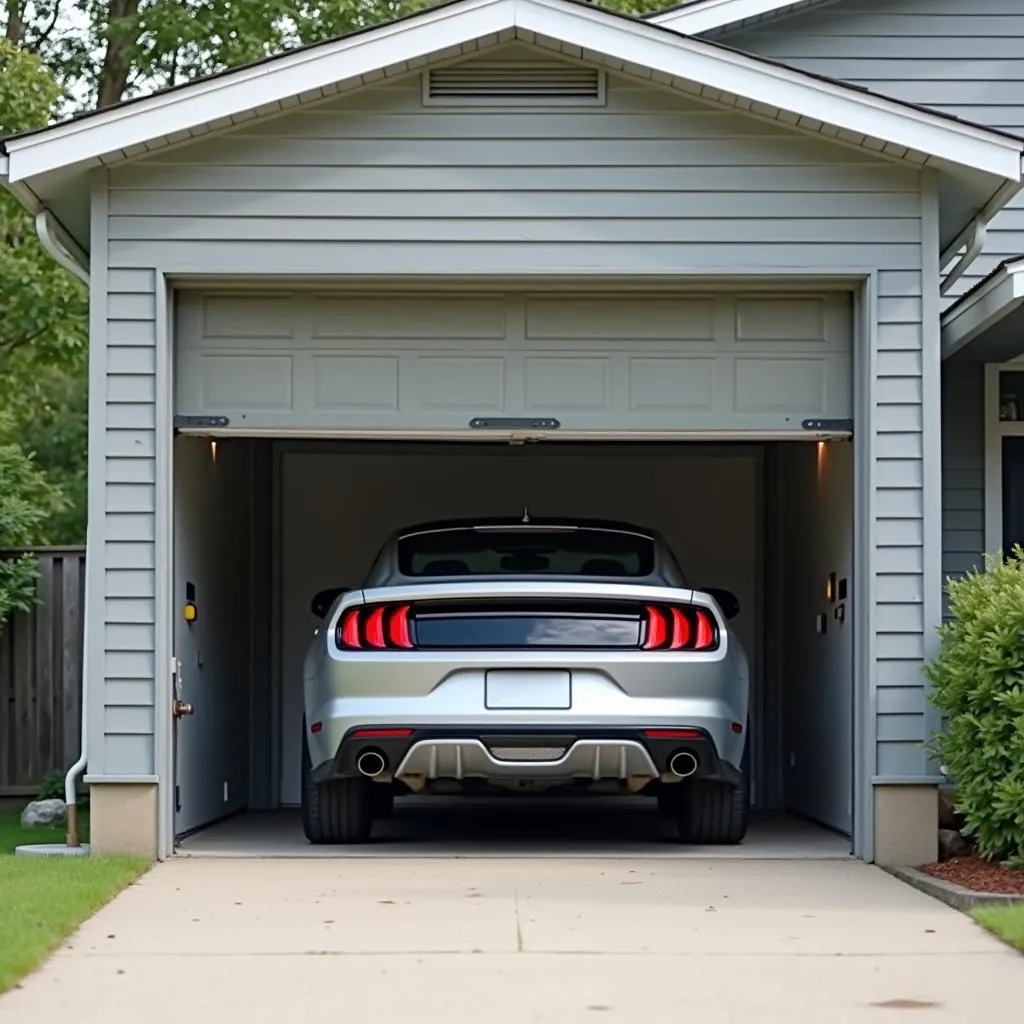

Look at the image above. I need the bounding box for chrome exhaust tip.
[357,750,387,778]
[669,750,699,779]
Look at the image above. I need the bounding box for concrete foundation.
[873,784,939,866]
[90,783,159,858]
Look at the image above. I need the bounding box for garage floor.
[176,800,850,859]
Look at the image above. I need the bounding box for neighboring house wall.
[723,0,1024,298]
[88,48,933,789]
[723,0,1021,614]
[941,363,986,599]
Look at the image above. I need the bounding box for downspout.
[941,178,1023,295]
[33,209,92,846]
[2,160,94,844]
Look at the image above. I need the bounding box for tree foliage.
[927,552,1024,866]
[0,414,67,630]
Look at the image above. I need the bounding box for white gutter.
[1,154,90,283]
[940,177,1024,296]
[64,537,90,847]
[35,211,90,285]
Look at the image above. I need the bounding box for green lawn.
[973,904,1024,953]
[0,808,148,993]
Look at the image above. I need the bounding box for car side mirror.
[703,588,740,621]
[311,586,350,620]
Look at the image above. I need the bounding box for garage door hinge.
[469,417,561,430]
[801,418,853,434]
[174,415,231,430]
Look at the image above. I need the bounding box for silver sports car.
[302,516,749,844]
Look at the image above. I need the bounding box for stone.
[938,828,971,862]
[20,798,67,829]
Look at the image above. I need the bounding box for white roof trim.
[3,0,1023,184]
[941,258,1024,359]
[649,0,806,34]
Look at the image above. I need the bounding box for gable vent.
[424,61,605,106]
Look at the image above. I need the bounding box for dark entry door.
[1002,438,1024,558]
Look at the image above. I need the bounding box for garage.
[168,287,856,854]
[6,0,1017,861]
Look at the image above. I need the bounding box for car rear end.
[301,522,750,844]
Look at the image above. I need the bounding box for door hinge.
[801,417,853,434]
[174,415,230,431]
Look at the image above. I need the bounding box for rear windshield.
[397,527,655,578]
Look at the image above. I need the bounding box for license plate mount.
[485,670,571,710]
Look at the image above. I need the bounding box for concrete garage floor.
[177,798,851,858]
[4,855,1023,1023]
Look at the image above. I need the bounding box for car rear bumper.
[314,725,742,787]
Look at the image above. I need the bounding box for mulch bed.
[920,855,1024,896]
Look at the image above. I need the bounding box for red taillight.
[335,604,415,651]
[642,604,719,652]
[643,606,668,649]
[695,610,715,650]
[669,607,691,650]
[643,728,703,739]
[365,606,386,649]
[340,609,361,649]
[352,728,413,739]
[388,605,413,649]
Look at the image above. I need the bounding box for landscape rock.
[20,798,67,829]
[938,828,971,862]
[938,789,967,832]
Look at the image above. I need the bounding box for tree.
[0,416,67,630]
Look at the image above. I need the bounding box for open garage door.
[174,290,853,439]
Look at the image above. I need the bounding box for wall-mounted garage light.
[209,439,218,463]
[826,572,837,603]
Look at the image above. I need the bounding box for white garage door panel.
[175,292,852,432]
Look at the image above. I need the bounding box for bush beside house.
[928,550,1024,867]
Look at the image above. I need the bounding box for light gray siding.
[91,48,932,788]
[724,0,1024,298]
[941,362,985,591]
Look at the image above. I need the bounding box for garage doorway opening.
[171,437,854,855]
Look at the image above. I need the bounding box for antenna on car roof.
[521,505,530,523]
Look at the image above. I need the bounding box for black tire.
[656,786,679,818]
[674,776,748,845]
[370,785,394,818]
[301,725,374,844]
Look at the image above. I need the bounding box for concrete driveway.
[2,857,1022,1022]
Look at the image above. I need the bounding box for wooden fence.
[0,549,86,798]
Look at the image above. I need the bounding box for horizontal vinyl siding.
[98,47,929,784]
[724,0,1024,298]
[102,266,158,776]
[106,62,923,275]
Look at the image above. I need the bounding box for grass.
[0,808,149,993]
[973,904,1024,954]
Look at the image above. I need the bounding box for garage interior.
[170,435,855,856]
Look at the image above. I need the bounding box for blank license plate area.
[485,670,571,710]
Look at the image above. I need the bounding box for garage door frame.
[152,269,883,861]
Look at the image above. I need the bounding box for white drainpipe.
[31,208,92,845]
[941,178,1023,295]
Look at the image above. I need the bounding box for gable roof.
[2,0,1021,187]
[648,0,819,35]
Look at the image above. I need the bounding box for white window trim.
[2,0,1022,184]
[983,362,1024,557]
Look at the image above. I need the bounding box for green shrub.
[37,771,65,802]
[927,549,1024,866]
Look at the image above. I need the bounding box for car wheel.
[674,776,748,845]
[656,786,679,818]
[370,784,394,818]
[301,723,374,844]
